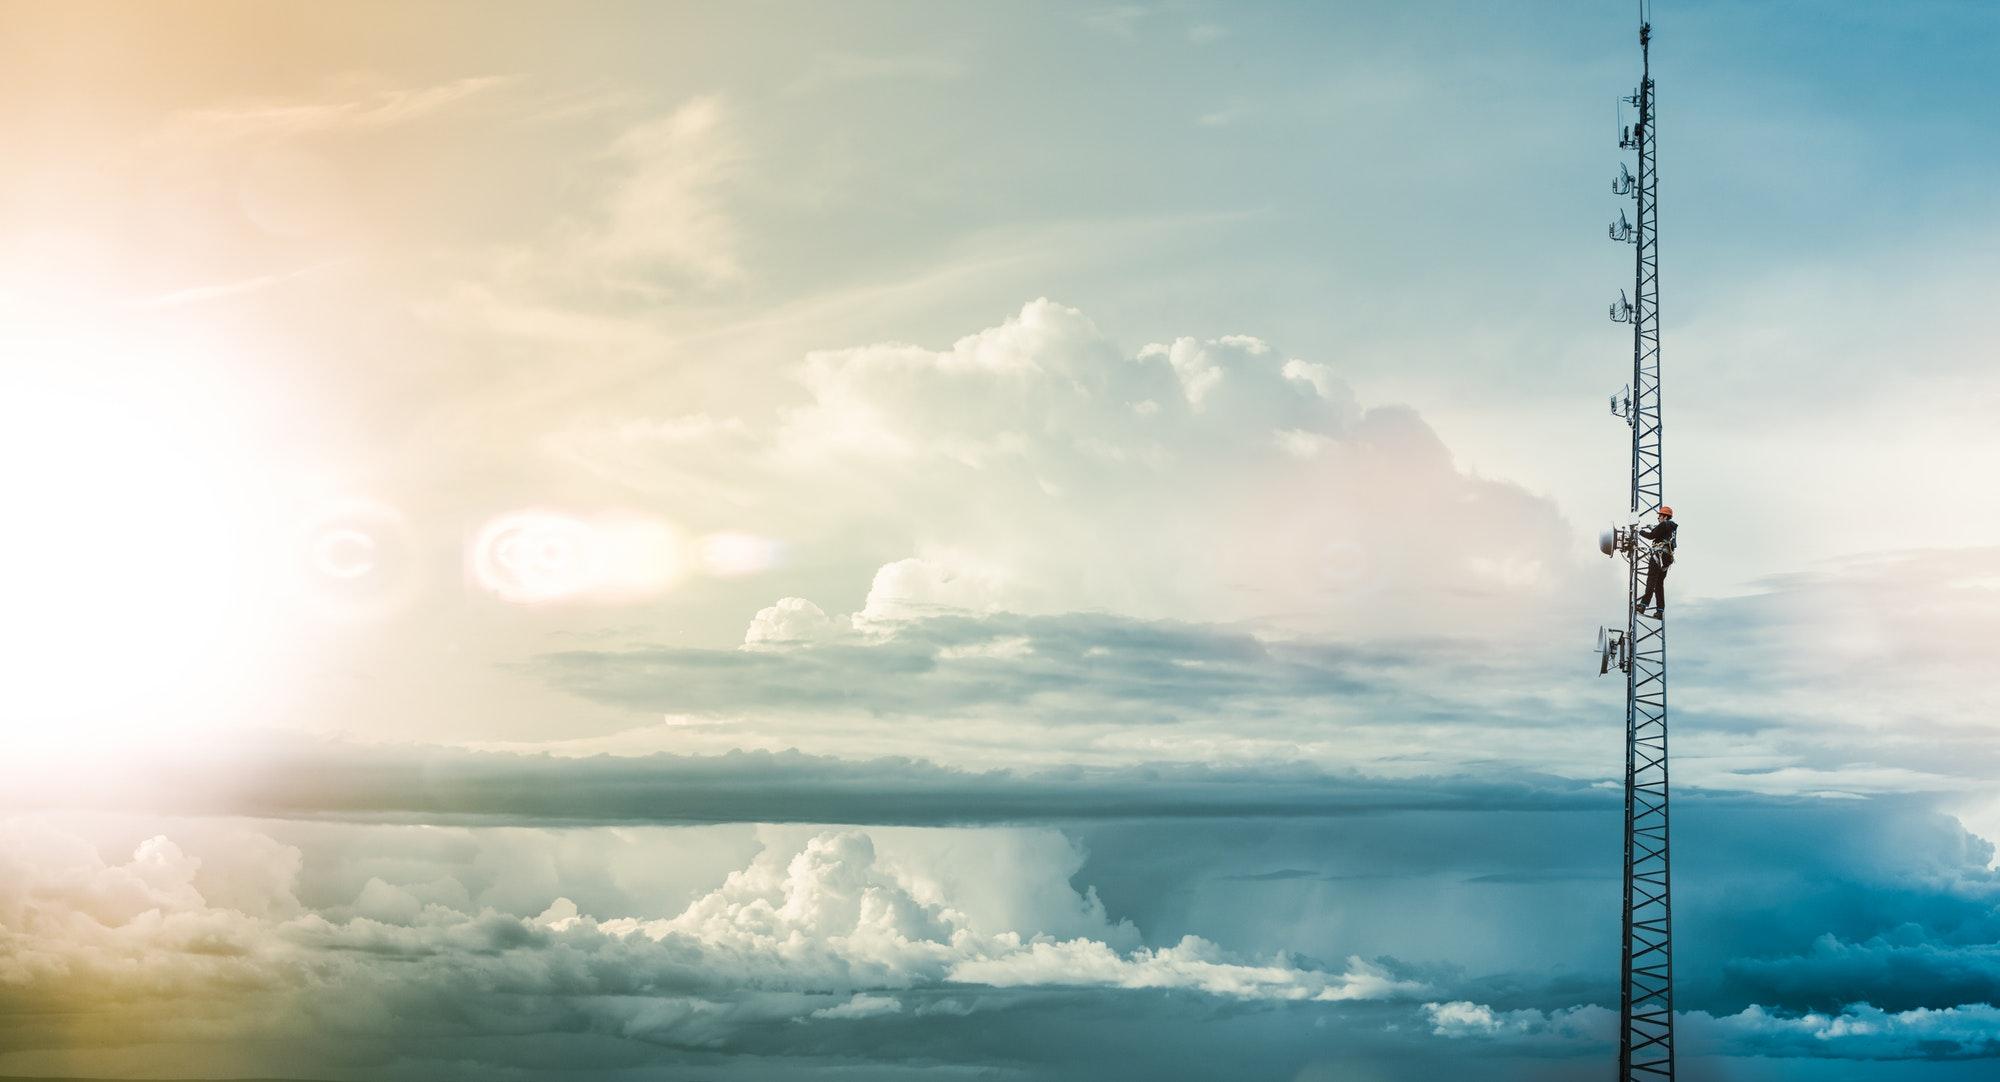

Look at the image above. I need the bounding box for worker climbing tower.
[1598,5,1674,1079]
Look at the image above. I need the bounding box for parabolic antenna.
[1594,625,1626,677]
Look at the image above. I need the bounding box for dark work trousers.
[1639,556,1669,613]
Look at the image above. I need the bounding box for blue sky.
[2,1,1998,1079]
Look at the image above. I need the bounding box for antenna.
[1595,624,1629,676]
[1610,290,1635,324]
[1609,210,1635,243]
[1594,9,1675,1081]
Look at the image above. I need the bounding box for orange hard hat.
[1658,505,1673,517]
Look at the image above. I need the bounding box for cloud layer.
[0,817,1420,1080]
[549,298,1582,638]
[7,789,1999,1080]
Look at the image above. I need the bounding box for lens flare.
[699,531,784,577]
[313,529,377,578]
[471,511,682,604]
[298,501,418,619]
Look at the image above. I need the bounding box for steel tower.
[1602,10,1674,1080]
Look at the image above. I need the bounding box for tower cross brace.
[1614,16,1675,1082]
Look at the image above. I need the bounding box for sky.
[2,1,1999,1079]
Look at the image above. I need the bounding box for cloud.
[0,818,1421,1078]
[162,75,515,143]
[0,740,1608,826]
[487,299,2000,809]
[0,821,302,1010]
[25,738,2000,1026]
[422,92,749,350]
[136,259,345,308]
[1662,548,2000,798]
[524,606,1592,779]
[1696,1002,2000,1060]
[1422,1000,1614,1042]
[1426,999,2000,1061]
[810,992,902,1019]
[543,298,1581,637]
[744,597,848,648]
[1720,933,2000,1017]
[956,938,1421,1001]
[571,95,745,287]
[510,542,2000,800]
[7,779,2000,1077]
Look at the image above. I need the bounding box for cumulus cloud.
[8,782,2000,1078]
[1422,1000,1614,1042]
[0,818,1422,1078]
[552,299,1581,638]
[0,821,300,1008]
[1696,1002,2000,1059]
[744,597,848,648]
[857,555,1013,624]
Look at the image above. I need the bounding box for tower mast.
[1610,9,1674,1080]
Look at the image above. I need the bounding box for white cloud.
[810,992,903,1019]
[956,938,1422,1002]
[601,829,1415,1002]
[0,817,1417,1044]
[1425,999,2000,1060]
[858,554,1012,624]
[1422,1000,1614,1043]
[703,299,1576,635]
[442,94,749,322]
[0,821,298,1003]
[1709,1002,2000,1055]
[1138,337,1230,408]
[743,596,847,648]
[576,96,745,286]
[163,75,515,143]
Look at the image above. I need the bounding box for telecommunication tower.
[1595,6,1674,1079]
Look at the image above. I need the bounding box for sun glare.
[1,326,284,755]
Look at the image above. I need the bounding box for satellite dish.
[1595,625,1627,676]
[1599,527,1618,557]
